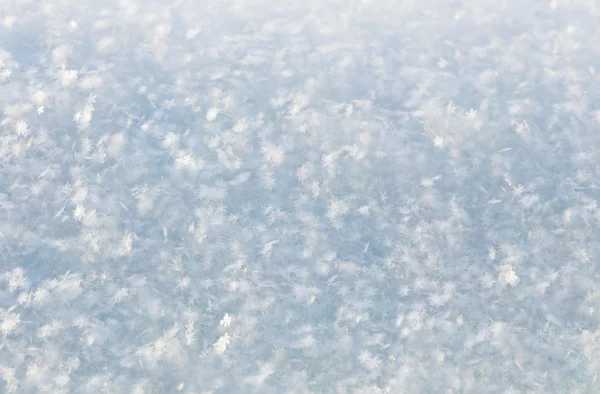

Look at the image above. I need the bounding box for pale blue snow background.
[1,0,600,393]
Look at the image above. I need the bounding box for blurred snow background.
[1,0,600,392]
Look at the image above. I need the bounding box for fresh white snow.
[0,0,599,392]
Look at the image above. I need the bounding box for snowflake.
[515,120,529,134]
[399,285,410,297]
[262,143,286,166]
[185,320,195,346]
[358,350,381,371]
[446,100,457,114]
[220,313,232,328]
[437,57,449,69]
[0,366,17,392]
[500,266,519,287]
[206,107,219,121]
[5,267,29,292]
[177,277,190,289]
[0,309,20,336]
[73,204,85,220]
[229,279,239,293]
[186,27,201,39]
[0,68,11,81]
[213,333,231,355]
[59,68,78,86]
[358,205,370,216]
[466,108,478,121]
[162,131,180,149]
[327,198,348,218]
[15,120,28,136]
[175,153,200,169]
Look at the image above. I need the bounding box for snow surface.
[1,0,600,393]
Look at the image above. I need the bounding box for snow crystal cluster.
[0,0,599,392]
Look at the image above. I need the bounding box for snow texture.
[0,0,599,393]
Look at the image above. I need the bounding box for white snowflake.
[15,120,28,136]
[437,57,449,69]
[466,108,478,121]
[220,313,232,328]
[433,135,445,148]
[213,333,231,355]
[500,266,519,287]
[514,120,529,134]
[73,204,85,220]
[0,309,20,336]
[206,107,219,121]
